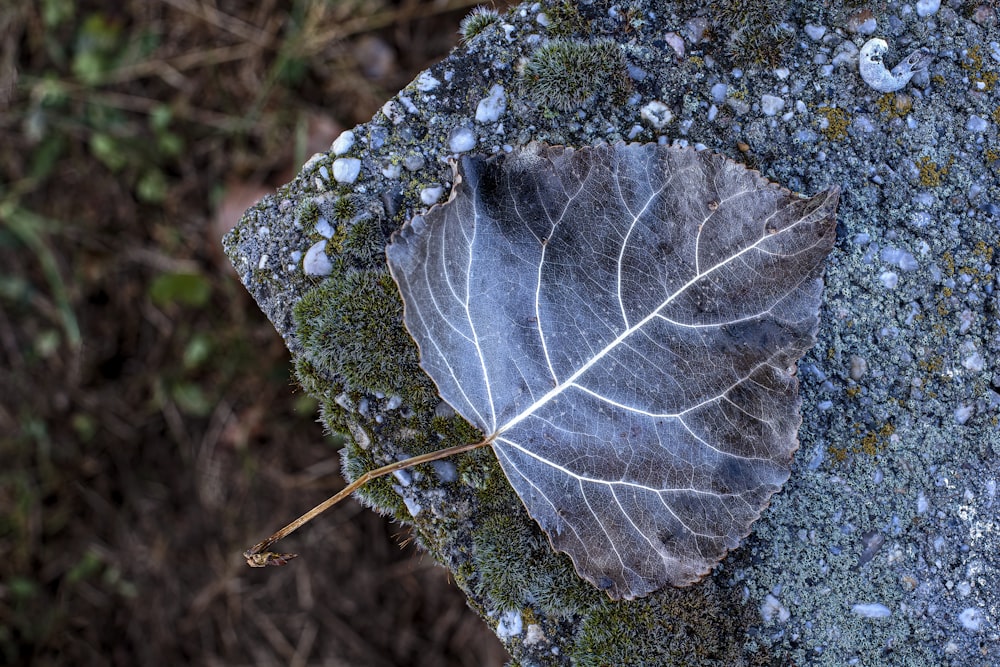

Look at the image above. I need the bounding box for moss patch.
[523,39,630,111]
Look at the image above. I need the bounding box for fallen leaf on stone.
[387,142,839,600]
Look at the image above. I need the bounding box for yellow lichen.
[816,106,849,141]
[917,155,948,187]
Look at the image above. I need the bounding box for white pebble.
[314,216,334,238]
[421,186,445,205]
[393,469,412,486]
[318,165,329,180]
[917,492,928,513]
[959,607,984,632]
[331,130,355,155]
[475,84,507,123]
[760,94,785,116]
[963,351,985,372]
[761,594,790,623]
[402,496,422,517]
[849,355,868,380]
[881,247,919,271]
[415,71,440,92]
[954,404,974,425]
[303,241,332,276]
[640,101,673,129]
[805,24,827,41]
[966,115,988,132]
[430,460,458,483]
[397,95,418,114]
[496,610,523,639]
[916,0,941,17]
[333,157,361,183]
[852,603,891,618]
[381,100,405,124]
[879,271,899,289]
[664,32,685,57]
[449,126,477,153]
[710,82,728,103]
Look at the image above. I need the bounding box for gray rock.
[224,0,1000,664]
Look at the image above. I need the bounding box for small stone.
[496,610,523,639]
[640,101,673,129]
[959,607,984,632]
[760,95,785,116]
[314,216,334,238]
[331,130,355,155]
[852,603,891,618]
[415,71,440,92]
[962,350,984,372]
[402,495,422,517]
[916,0,941,18]
[332,157,361,183]
[404,153,426,172]
[476,84,507,123]
[881,247,918,271]
[524,624,546,646]
[381,100,405,124]
[449,126,477,153]
[303,241,332,276]
[849,355,868,380]
[761,594,790,623]
[804,24,827,41]
[966,115,988,132]
[420,186,444,205]
[954,404,974,425]
[879,271,899,288]
[664,32,684,57]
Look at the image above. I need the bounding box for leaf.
[386,143,839,600]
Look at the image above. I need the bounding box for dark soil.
[0,2,508,665]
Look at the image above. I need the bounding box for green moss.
[341,213,387,264]
[296,198,321,230]
[542,0,586,37]
[294,269,423,397]
[708,0,792,68]
[726,24,792,67]
[340,438,409,519]
[571,584,766,666]
[459,6,500,44]
[472,514,539,609]
[523,39,630,111]
[333,195,355,221]
[713,0,787,33]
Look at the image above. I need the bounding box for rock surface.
[224,1,1000,664]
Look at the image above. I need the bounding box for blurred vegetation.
[0,1,508,664]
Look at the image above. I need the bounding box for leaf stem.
[243,437,491,567]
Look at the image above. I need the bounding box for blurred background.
[0,1,511,664]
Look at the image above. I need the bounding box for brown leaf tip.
[244,550,299,567]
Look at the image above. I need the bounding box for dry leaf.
[387,142,839,599]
